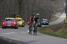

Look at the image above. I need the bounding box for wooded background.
[0,0,66,20]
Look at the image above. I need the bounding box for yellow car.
[16,18,25,27]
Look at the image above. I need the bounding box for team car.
[2,18,18,29]
[15,18,25,27]
[38,18,49,27]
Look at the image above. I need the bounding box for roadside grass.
[39,16,67,39]
[39,26,67,39]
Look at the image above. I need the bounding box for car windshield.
[5,19,15,21]
[16,19,22,21]
[43,19,48,21]
[17,19,21,21]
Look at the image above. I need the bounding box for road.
[0,25,67,44]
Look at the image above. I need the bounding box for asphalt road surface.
[0,25,67,44]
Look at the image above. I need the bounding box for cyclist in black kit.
[33,16,39,35]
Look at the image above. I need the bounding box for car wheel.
[15,27,18,29]
[22,25,24,27]
[2,27,6,29]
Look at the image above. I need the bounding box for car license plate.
[7,25,11,26]
[7,23,11,26]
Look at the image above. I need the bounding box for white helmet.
[36,13,40,15]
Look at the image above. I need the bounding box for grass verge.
[39,27,67,39]
[39,17,67,39]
